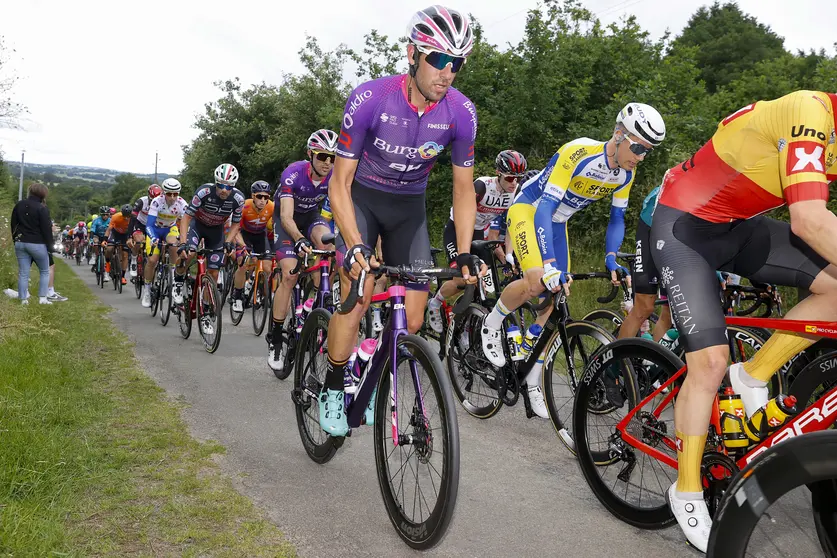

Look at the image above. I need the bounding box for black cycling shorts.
[185,219,225,270]
[132,221,147,237]
[442,218,484,264]
[274,211,329,260]
[651,204,828,352]
[107,230,130,249]
[241,230,271,258]
[336,181,432,291]
[633,219,660,296]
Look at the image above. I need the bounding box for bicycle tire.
[198,274,222,354]
[707,431,837,557]
[574,338,682,529]
[134,258,143,299]
[788,350,837,408]
[179,277,194,339]
[115,254,123,294]
[543,320,615,455]
[150,265,161,317]
[726,326,784,397]
[293,307,342,463]
[252,271,268,336]
[812,479,837,558]
[445,303,503,419]
[160,266,172,326]
[229,285,245,326]
[582,308,624,336]
[374,333,460,550]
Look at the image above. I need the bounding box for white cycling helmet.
[214,163,239,186]
[407,5,474,57]
[161,177,182,193]
[616,103,666,146]
[307,129,338,153]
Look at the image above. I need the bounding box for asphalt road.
[71,263,823,558]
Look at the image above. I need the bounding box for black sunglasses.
[625,135,653,156]
[253,194,270,200]
[313,151,335,163]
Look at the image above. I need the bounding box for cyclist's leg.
[271,218,304,327]
[725,216,837,394]
[307,220,332,289]
[620,218,661,339]
[201,223,225,281]
[435,219,468,300]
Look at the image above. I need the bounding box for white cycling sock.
[485,298,511,330]
[525,358,544,387]
[48,287,56,297]
[433,290,445,304]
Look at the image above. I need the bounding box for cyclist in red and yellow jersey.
[230,180,275,312]
[104,204,134,285]
[652,90,837,552]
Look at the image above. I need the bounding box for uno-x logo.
[787,141,825,174]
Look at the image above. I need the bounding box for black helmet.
[495,150,527,175]
[521,169,541,184]
[251,180,271,194]
[99,205,109,215]
[120,204,132,216]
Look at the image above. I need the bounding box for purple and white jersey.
[277,160,331,213]
[336,74,477,194]
[186,184,245,227]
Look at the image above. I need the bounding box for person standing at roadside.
[10,183,54,305]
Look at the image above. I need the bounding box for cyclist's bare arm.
[279,197,304,242]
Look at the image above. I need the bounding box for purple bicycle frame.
[346,284,427,446]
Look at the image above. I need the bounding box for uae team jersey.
[659,90,837,222]
[277,161,330,213]
[449,176,516,230]
[132,196,153,225]
[336,74,477,194]
[515,138,634,222]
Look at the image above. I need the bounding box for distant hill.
[5,161,176,184]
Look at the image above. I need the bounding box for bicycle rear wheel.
[374,334,460,550]
[198,274,222,353]
[252,271,268,336]
[582,308,624,337]
[134,257,143,299]
[573,338,681,529]
[292,308,342,463]
[115,254,123,294]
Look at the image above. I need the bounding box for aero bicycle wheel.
[573,338,682,529]
[178,277,193,339]
[198,274,222,354]
[374,334,460,550]
[229,277,245,326]
[159,266,172,326]
[543,320,614,454]
[134,256,143,299]
[252,270,269,336]
[115,254,123,294]
[446,303,503,419]
[275,302,296,380]
[582,308,624,337]
[293,308,342,463]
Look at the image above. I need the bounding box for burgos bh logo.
[418,141,443,159]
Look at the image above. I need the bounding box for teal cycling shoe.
[364,387,377,426]
[319,388,349,436]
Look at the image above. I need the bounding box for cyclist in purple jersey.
[320,5,486,437]
[268,130,337,372]
[172,163,244,305]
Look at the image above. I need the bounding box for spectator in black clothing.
[10,183,53,305]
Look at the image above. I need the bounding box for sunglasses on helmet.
[418,47,466,73]
[625,135,653,157]
[312,151,335,163]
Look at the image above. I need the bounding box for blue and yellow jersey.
[515,138,634,222]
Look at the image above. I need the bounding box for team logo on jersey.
[787,141,825,174]
[418,141,443,159]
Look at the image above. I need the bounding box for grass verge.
[0,203,293,555]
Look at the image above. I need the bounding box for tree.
[671,2,786,93]
[0,35,26,129]
[110,173,147,206]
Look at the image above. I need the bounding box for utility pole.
[154,151,158,184]
[17,150,25,201]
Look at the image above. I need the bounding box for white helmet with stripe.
[214,163,239,186]
[307,129,338,153]
[616,103,666,146]
[406,5,474,57]
[161,177,182,193]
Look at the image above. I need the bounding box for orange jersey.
[240,199,274,234]
[659,90,837,223]
[109,213,131,234]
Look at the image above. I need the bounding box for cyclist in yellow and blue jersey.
[479,103,667,412]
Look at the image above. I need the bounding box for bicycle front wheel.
[198,274,222,353]
[374,334,460,550]
[252,271,268,336]
[160,266,172,326]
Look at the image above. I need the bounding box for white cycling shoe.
[141,286,152,308]
[667,483,710,553]
[526,385,549,419]
[426,299,444,334]
[728,362,768,417]
[172,282,184,304]
[480,320,506,368]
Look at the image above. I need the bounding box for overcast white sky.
[0,0,833,175]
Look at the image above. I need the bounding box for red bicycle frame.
[615,316,837,470]
[187,252,210,319]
